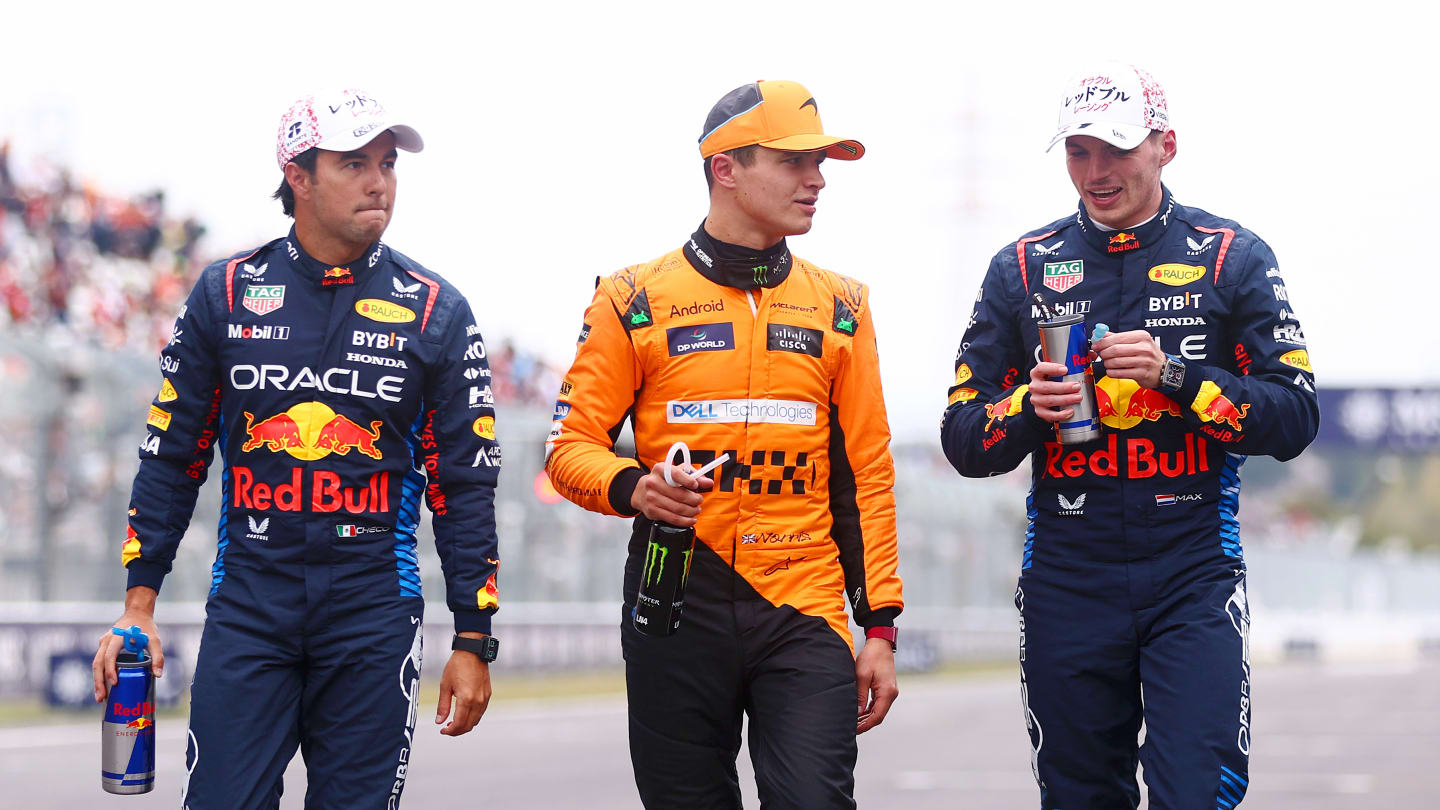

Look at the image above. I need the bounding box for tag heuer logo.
[1042,261,1084,293]
[242,285,286,316]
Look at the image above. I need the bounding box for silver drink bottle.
[1038,313,1102,444]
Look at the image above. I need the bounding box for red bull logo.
[233,467,390,514]
[477,571,500,610]
[242,403,382,460]
[1191,380,1249,439]
[111,700,154,718]
[984,385,1029,431]
[1093,377,1182,430]
[121,524,141,566]
[322,266,354,287]
[1044,434,1211,479]
[124,717,153,730]
[1107,232,1140,253]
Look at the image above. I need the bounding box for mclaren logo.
[800,97,818,113]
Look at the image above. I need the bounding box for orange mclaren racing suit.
[547,228,902,808]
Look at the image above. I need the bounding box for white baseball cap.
[275,88,424,170]
[1045,64,1169,152]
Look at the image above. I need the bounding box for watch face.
[1162,358,1184,390]
[453,635,499,662]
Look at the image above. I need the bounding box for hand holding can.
[631,444,728,636]
[1038,315,1102,444]
[100,626,156,795]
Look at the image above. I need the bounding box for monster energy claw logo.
[643,541,695,587]
[752,264,769,285]
[643,540,668,586]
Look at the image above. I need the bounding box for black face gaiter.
[682,221,792,290]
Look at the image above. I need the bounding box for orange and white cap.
[275,88,423,170]
[698,80,863,160]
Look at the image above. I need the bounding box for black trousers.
[621,535,858,810]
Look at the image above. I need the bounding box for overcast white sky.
[3,1,1432,439]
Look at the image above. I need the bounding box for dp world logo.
[666,322,735,356]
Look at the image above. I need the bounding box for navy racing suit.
[940,187,1317,809]
[122,230,501,809]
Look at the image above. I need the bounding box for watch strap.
[452,634,499,663]
[864,626,898,651]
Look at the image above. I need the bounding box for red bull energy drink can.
[101,626,155,795]
[632,522,696,636]
[1038,314,1103,444]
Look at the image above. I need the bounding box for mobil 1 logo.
[767,323,823,358]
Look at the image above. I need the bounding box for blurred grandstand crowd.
[0,140,200,353]
[0,139,561,405]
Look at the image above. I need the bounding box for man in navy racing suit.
[91,89,503,809]
[940,64,1318,809]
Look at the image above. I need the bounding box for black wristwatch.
[452,634,499,663]
[1159,354,1186,393]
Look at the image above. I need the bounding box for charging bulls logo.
[1094,377,1182,430]
[242,402,383,460]
[477,567,500,611]
[984,386,1030,431]
[1191,381,1249,432]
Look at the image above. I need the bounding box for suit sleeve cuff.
[453,609,493,635]
[125,560,168,593]
[607,466,644,517]
[860,606,901,629]
[1169,356,1206,411]
[1020,393,1056,440]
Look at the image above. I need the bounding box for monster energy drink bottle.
[632,522,696,636]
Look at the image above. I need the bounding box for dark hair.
[272,148,319,217]
[703,145,759,192]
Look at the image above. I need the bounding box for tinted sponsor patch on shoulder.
[622,289,654,331]
[832,296,858,335]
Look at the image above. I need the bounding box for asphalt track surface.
[3,660,1435,809]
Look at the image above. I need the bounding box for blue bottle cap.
[1090,323,1110,343]
[112,625,150,659]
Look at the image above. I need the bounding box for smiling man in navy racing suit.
[940,64,1318,808]
[91,89,503,809]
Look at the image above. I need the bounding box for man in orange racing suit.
[546,80,903,810]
